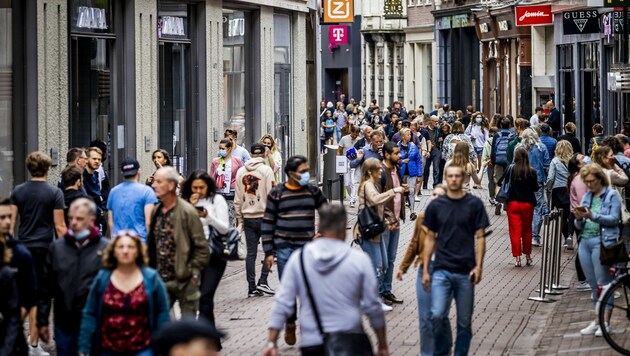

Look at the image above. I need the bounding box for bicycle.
[598,266,630,355]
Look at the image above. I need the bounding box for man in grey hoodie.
[263,204,389,355]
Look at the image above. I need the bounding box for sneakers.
[415,195,422,202]
[381,302,393,312]
[580,321,599,335]
[256,283,275,295]
[495,203,502,216]
[532,239,542,247]
[564,237,574,250]
[248,290,264,298]
[595,322,609,337]
[381,297,393,306]
[410,212,417,221]
[285,323,297,345]
[382,293,403,304]
[28,344,50,356]
[576,281,592,291]
[489,198,497,206]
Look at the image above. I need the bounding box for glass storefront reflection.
[0,2,13,196]
[223,10,247,146]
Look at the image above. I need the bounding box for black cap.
[540,123,551,133]
[401,120,411,127]
[152,317,225,355]
[251,143,266,155]
[121,157,140,177]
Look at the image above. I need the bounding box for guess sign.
[516,5,553,26]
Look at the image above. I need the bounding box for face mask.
[583,156,592,165]
[476,118,483,124]
[69,228,90,240]
[375,118,380,123]
[297,172,310,186]
[218,150,227,158]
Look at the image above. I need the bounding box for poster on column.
[563,10,601,35]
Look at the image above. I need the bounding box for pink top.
[625,147,630,159]
[210,156,243,191]
[570,174,588,211]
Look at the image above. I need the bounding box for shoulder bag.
[357,183,385,240]
[299,249,374,356]
[595,190,630,265]
[208,197,246,261]
[495,165,513,205]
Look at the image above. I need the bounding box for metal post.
[529,214,556,302]
[327,179,333,203]
[552,208,569,290]
[339,174,345,203]
[544,212,563,296]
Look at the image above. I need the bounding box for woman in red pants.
[498,147,540,267]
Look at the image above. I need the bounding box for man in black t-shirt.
[421,164,489,356]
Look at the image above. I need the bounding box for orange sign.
[323,0,354,23]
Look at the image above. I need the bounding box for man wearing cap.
[107,157,158,239]
[234,144,276,297]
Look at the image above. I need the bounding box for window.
[273,13,292,163]
[223,9,248,146]
[0,1,12,196]
[71,0,113,35]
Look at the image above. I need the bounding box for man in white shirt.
[337,126,361,207]
[224,129,251,164]
[530,107,543,127]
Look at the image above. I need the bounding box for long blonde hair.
[259,134,279,154]
[359,158,382,189]
[450,142,470,167]
[555,140,573,164]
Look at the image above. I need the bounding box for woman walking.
[546,140,573,248]
[574,164,622,336]
[210,139,243,227]
[568,154,591,291]
[79,231,170,356]
[0,238,24,356]
[398,128,423,220]
[498,148,538,267]
[354,158,408,311]
[259,134,283,183]
[465,113,489,169]
[443,142,481,191]
[442,121,476,164]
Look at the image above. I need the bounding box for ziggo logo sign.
[323,0,354,23]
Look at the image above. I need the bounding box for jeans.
[360,238,387,294]
[578,237,614,307]
[487,165,496,199]
[54,326,79,356]
[532,183,545,241]
[416,263,452,356]
[345,167,358,203]
[335,126,342,143]
[423,149,441,189]
[277,245,301,324]
[199,255,227,348]
[506,201,534,256]
[244,218,269,291]
[437,159,446,184]
[403,176,417,212]
[431,269,475,356]
[382,229,400,295]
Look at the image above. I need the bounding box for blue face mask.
[476,118,483,124]
[69,228,90,240]
[298,172,310,186]
[218,150,227,158]
[583,156,592,165]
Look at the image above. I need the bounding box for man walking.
[61,165,89,224]
[225,129,251,164]
[234,144,276,297]
[422,164,489,356]
[148,166,209,316]
[57,148,87,191]
[262,155,327,345]
[107,157,158,239]
[37,198,109,356]
[546,100,561,136]
[422,115,441,190]
[263,204,389,356]
[83,147,107,233]
[337,125,361,207]
[490,118,512,215]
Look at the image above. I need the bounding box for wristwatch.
[266,341,276,349]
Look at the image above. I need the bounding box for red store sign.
[329,25,349,45]
[515,5,553,26]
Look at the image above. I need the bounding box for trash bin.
[322,145,341,200]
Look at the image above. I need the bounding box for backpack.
[590,137,599,160]
[325,118,334,133]
[495,134,510,165]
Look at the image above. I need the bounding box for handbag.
[209,227,242,261]
[299,249,374,356]
[357,184,385,239]
[495,165,513,205]
[590,189,630,265]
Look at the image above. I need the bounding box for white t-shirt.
[338,135,359,155]
[217,159,232,194]
[530,114,539,127]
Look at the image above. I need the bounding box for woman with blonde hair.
[79,231,171,356]
[592,146,629,187]
[545,140,574,247]
[443,142,481,190]
[354,157,407,311]
[259,134,283,183]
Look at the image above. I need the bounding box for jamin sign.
[323,0,354,23]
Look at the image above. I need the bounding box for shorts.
[474,147,483,156]
[324,131,334,140]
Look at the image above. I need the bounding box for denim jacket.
[527,143,550,183]
[574,187,622,247]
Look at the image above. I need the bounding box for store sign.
[384,0,404,19]
[479,22,490,33]
[158,16,185,37]
[452,14,470,28]
[498,20,509,31]
[329,25,348,44]
[323,0,354,23]
[563,10,600,35]
[76,6,108,30]
[604,0,630,7]
[226,17,245,37]
[602,10,630,36]
[515,5,553,26]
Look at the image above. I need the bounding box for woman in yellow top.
[260,134,283,183]
[396,185,451,356]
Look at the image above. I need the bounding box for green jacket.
[507,136,522,164]
[147,197,209,282]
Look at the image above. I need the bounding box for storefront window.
[0,1,13,196]
[581,42,600,133]
[274,13,291,163]
[223,9,248,146]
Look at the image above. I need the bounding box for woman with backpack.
[545,140,573,248]
[398,128,422,220]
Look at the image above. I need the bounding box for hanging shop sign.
[329,25,349,45]
[76,6,108,30]
[515,5,553,26]
[601,9,630,37]
[158,16,186,38]
[563,10,600,35]
[323,0,354,23]
[384,0,404,19]
[452,14,471,28]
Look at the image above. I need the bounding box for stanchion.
[543,211,563,296]
[529,214,556,303]
[552,208,569,290]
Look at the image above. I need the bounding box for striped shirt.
[262,183,327,255]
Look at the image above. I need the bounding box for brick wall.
[407,3,434,27]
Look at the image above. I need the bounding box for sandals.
[515,256,521,267]
[526,255,533,266]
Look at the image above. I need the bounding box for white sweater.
[195,195,230,239]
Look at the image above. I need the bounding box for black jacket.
[0,266,23,356]
[7,238,37,310]
[557,134,582,155]
[38,228,109,332]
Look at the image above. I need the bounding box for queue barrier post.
[529,212,557,303]
[552,208,569,290]
[544,211,563,296]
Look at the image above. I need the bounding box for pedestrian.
[517,128,550,247]
[0,237,23,356]
[321,109,336,146]
[499,148,538,267]
[587,124,605,157]
[57,148,88,191]
[210,139,244,227]
[263,204,389,356]
[354,126,374,151]
[421,115,442,190]
[61,165,90,225]
[398,128,422,220]
[351,130,385,169]
[37,198,109,356]
[573,163,622,337]
[506,118,530,164]
[396,185,449,356]
[592,146,629,188]
[380,142,409,305]
[83,146,108,233]
[224,129,251,164]
[107,157,158,240]
[482,127,499,205]
[465,113,489,169]
[9,151,66,355]
[334,101,347,143]
[261,155,327,346]
[436,122,451,184]
[391,120,421,146]
[603,135,630,171]
[619,134,630,158]
[546,101,561,136]
[148,166,210,316]
[422,164,490,356]
[490,118,513,215]
[146,149,173,186]
[568,154,591,291]
[443,142,481,191]
[259,134,283,183]
[152,317,224,356]
[354,157,408,311]
[545,140,573,248]
[539,124,557,159]
[558,122,582,155]
[530,107,543,127]
[337,126,361,207]
[234,144,276,297]
[88,139,112,207]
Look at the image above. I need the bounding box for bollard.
[339,175,344,204]
[529,214,557,303]
[327,179,333,203]
[551,208,569,290]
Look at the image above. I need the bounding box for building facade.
[1,0,317,194]
[405,0,436,111]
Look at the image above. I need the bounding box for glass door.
[274,13,292,177]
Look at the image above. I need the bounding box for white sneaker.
[580,321,599,335]
[415,195,422,202]
[28,344,50,356]
[381,302,393,312]
[595,322,609,337]
[576,281,592,291]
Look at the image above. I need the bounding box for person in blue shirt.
[539,124,557,159]
[588,124,606,156]
[107,157,158,240]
